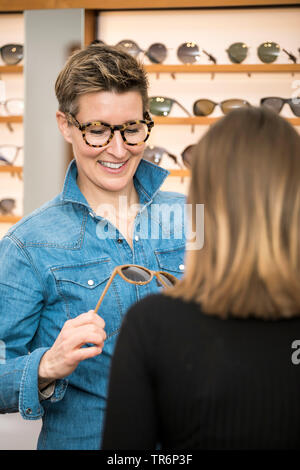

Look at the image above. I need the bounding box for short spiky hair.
[55,43,149,116]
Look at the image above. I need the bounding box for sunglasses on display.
[91,39,216,65]
[226,41,297,64]
[0,44,23,65]
[143,145,182,167]
[149,96,250,117]
[66,112,154,148]
[94,264,178,314]
[260,97,300,117]
[0,99,24,116]
[0,198,16,215]
[0,145,23,165]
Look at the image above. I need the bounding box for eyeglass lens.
[177,42,200,64]
[157,273,176,287]
[0,198,16,215]
[0,44,23,65]
[257,42,280,63]
[121,266,151,283]
[149,97,173,116]
[84,122,149,146]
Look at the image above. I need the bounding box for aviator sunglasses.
[0,44,23,65]
[226,41,297,64]
[94,264,178,314]
[260,97,300,117]
[149,96,250,117]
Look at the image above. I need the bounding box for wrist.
[38,350,56,384]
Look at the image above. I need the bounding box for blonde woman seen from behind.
[102,107,300,450]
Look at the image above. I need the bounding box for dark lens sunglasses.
[94,264,178,314]
[177,42,216,64]
[193,98,251,116]
[260,97,300,117]
[149,96,191,117]
[143,145,182,167]
[116,39,168,64]
[226,41,296,64]
[0,44,23,65]
[0,198,16,215]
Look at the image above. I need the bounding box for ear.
[56,111,73,144]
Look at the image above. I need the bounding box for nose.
[106,130,128,160]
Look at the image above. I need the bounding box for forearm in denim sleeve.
[0,347,68,419]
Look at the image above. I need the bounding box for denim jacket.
[0,159,186,449]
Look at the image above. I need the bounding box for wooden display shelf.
[0,166,23,174]
[153,116,300,125]
[0,65,23,74]
[145,64,300,74]
[1,0,300,10]
[0,116,23,123]
[0,215,21,223]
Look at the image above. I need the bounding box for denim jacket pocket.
[154,245,186,279]
[51,259,122,337]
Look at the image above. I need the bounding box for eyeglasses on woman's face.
[94,264,178,314]
[66,112,154,148]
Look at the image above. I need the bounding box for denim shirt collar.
[61,159,169,209]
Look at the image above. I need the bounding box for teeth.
[99,161,126,169]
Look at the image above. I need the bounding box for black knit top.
[102,293,300,450]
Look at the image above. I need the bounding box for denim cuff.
[19,347,68,420]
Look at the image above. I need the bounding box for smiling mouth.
[97,159,129,169]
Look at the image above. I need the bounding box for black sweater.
[102,293,300,450]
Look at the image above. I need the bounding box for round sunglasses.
[0,145,23,166]
[226,41,296,64]
[94,264,178,314]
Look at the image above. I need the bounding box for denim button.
[26,408,32,415]
[87,279,94,286]
[134,235,139,242]
[117,239,123,244]
[179,264,185,271]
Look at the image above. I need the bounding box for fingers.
[65,310,106,329]
[63,323,106,350]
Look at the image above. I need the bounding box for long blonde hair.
[169,106,300,319]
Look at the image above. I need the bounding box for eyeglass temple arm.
[94,269,118,314]
[174,99,191,117]
[282,48,297,63]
